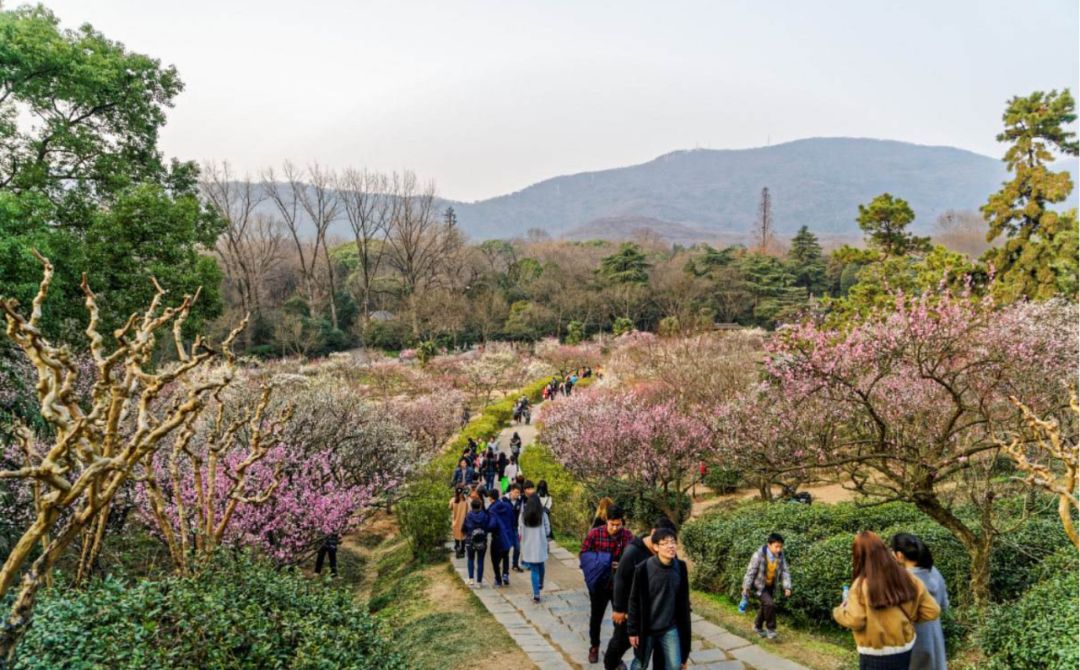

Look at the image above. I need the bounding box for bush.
[364,319,413,351]
[14,555,404,670]
[702,466,740,494]
[980,556,1079,670]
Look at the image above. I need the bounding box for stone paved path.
[450,407,810,670]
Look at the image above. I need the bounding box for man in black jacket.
[627,527,691,670]
[605,517,675,670]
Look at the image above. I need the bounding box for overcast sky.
[37,0,1080,201]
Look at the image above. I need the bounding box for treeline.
[1,5,1076,360]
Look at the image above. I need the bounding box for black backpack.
[469,526,488,552]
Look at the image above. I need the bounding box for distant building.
[367,310,394,322]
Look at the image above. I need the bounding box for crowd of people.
[447,384,947,670]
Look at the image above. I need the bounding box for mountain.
[442,137,1080,243]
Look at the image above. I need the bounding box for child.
[741,532,792,640]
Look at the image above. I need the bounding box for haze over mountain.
[440,137,1079,243]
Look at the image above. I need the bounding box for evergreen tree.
[981,89,1079,302]
[786,225,827,294]
[598,242,651,284]
[856,193,930,257]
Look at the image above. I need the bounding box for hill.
[443,137,1079,242]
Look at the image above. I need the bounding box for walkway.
[449,410,810,670]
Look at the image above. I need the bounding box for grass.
[341,515,536,670]
[691,590,859,670]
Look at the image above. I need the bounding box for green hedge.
[589,478,692,529]
[980,547,1079,670]
[13,556,403,670]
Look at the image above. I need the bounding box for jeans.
[466,545,487,583]
[605,618,667,670]
[484,473,495,490]
[630,625,681,670]
[512,540,521,569]
[491,548,509,584]
[589,584,612,647]
[314,546,337,575]
[526,560,546,597]
[755,585,776,631]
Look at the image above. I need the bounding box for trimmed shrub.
[980,556,1079,670]
[588,479,692,530]
[701,466,740,494]
[14,556,403,670]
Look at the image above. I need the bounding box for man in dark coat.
[627,527,691,670]
[604,517,676,670]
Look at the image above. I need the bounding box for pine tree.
[856,193,930,257]
[787,225,828,294]
[982,89,1079,302]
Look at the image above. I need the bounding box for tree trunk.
[913,493,993,608]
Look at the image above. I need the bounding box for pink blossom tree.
[538,385,711,522]
[766,289,1078,605]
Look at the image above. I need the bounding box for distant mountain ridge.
[441,137,1079,242]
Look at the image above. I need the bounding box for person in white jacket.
[518,492,551,603]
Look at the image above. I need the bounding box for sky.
[34,0,1080,201]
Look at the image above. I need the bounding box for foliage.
[982,89,1079,303]
[856,193,930,257]
[0,6,224,343]
[980,552,1079,670]
[11,555,404,670]
[598,243,651,284]
[786,225,828,295]
[612,317,634,336]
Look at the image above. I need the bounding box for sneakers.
[766,629,779,640]
[588,646,599,664]
[467,578,475,587]
[754,627,766,638]
[532,595,541,603]
[502,573,510,584]
[512,566,524,573]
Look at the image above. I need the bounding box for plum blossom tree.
[766,288,1078,605]
[538,385,711,522]
[712,383,838,500]
[534,338,602,376]
[140,378,419,568]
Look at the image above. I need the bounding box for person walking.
[509,484,526,572]
[519,492,551,603]
[606,517,676,670]
[627,526,692,670]
[450,487,469,558]
[451,458,475,489]
[314,533,339,576]
[509,432,522,460]
[891,534,949,670]
[482,450,498,491]
[462,498,494,587]
[537,479,553,539]
[497,452,510,491]
[741,532,793,640]
[580,504,635,664]
[834,531,941,670]
[487,488,516,587]
[505,455,521,483]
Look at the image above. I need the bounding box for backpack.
[468,526,488,552]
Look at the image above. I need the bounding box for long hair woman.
[536,479,553,539]
[591,497,615,529]
[833,531,941,670]
[519,493,550,602]
[449,487,469,558]
[890,534,949,670]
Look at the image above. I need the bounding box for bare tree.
[294,163,342,329]
[200,161,283,346]
[337,169,395,328]
[262,162,323,320]
[384,171,448,337]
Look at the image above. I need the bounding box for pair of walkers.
[461,487,516,587]
[581,503,691,670]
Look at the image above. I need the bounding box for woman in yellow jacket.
[833,531,941,670]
